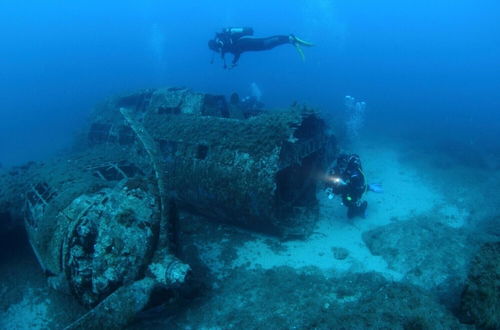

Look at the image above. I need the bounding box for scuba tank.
[222,27,254,40]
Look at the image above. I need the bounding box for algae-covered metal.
[23,131,189,328]
[87,87,336,236]
[0,87,336,327]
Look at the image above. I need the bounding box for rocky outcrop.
[460,241,500,329]
[162,267,465,329]
[362,216,480,310]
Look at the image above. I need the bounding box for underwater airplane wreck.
[0,87,336,328]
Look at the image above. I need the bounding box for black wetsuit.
[329,154,368,219]
[223,36,291,65]
[211,28,291,67]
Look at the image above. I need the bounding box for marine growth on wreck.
[0,87,336,328]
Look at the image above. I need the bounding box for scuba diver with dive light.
[208,27,313,69]
[325,153,383,219]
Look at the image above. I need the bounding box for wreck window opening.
[275,152,321,206]
[90,162,137,182]
[25,182,56,229]
[196,145,209,160]
[91,162,143,182]
[27,182,56,205]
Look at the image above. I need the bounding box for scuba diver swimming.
[208,27,313,69]
[325,153,383,219]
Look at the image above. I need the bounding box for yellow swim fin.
[290,35,314,61]
[292,35,314,47]
[293,43,306,62]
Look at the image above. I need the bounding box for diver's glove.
[368,183,383,193]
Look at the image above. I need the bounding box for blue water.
[1,1,499,166]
